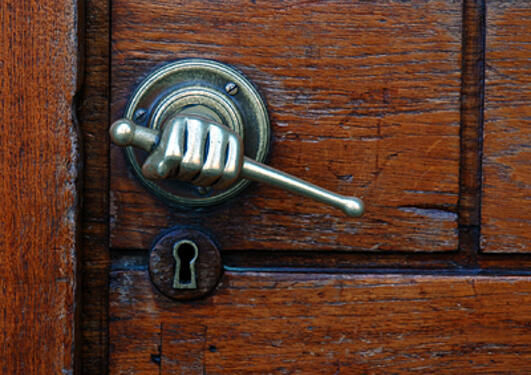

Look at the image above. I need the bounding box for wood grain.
[482,1,531,253]
[79,0,111,372]
[0,1,81,373]
[110,0,462,252]
[110,270,531,374]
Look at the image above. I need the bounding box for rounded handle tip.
[110,119,136,146]
[341,197,364,217]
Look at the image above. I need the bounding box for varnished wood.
[110,0,462,252]
[161,323,206,374]
[481,1,530,253]
[0,1,81,373]
[79,0,111,372]
[110,270,531,374]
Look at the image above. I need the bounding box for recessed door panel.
[110,0,461,252]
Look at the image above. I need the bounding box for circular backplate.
[149,227,223,301]
[122,59,270,207]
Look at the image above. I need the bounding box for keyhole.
[172,240,199,289]
[177,243,195,283]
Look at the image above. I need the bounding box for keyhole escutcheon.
[172,240,199,289]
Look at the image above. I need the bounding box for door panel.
[0,0,81,373]
[110,271,531,374]
[482,1,531,253]
[110,0,461,252]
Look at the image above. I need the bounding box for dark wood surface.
[458,0,485,263]
[481,1,530,253]
[0,0,81,373]
[110,270,531,374]
[110,0,462,252]
[79,0,111,372]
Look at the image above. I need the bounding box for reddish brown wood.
[0,0,81,373]
[161,323,206,374]
[482,1,531,253]
[110,270,531,374]
[79,0,111,372]
[110,0,462,252]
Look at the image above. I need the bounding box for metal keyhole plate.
[120,59,271,207]
[149,227,223,301]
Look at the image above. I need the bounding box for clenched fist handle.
[110,115,364,217]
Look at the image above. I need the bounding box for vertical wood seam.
[458,0,486,264]
[79,0,111,372]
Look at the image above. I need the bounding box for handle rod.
[242,158,363,217]
[110,119,364,217]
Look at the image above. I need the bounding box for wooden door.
[97,0,530,373]
[1,0,530,374]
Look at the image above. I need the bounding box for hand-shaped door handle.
[110,115,364,217]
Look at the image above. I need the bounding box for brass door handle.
[111,59,363,217]
[110,115,364,217]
